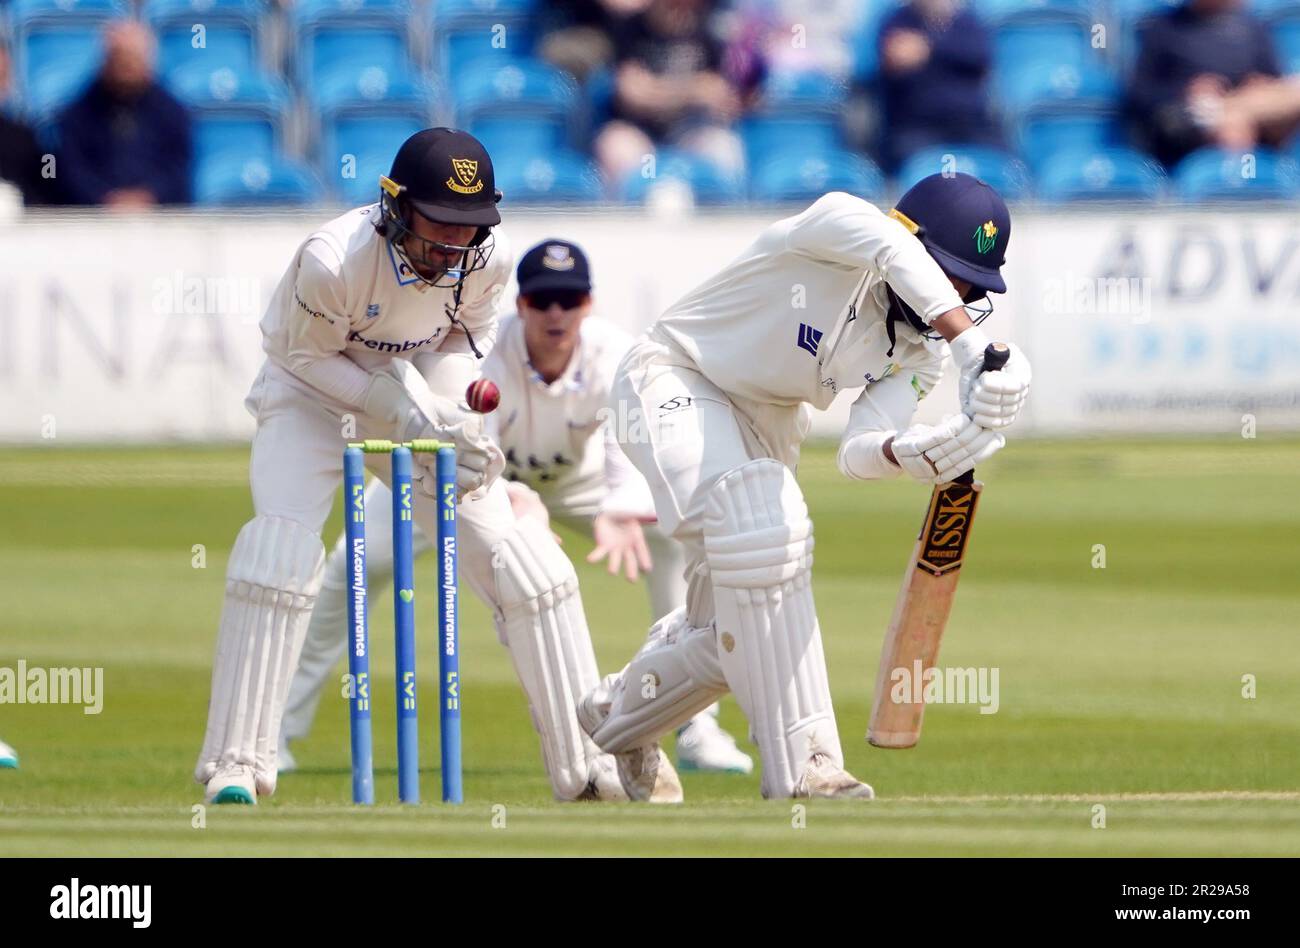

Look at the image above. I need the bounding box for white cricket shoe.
[277,738,297,774]
[791,753,875,800]
[576,694,683,804]
[0,738,17,769]
[676,710,754,774]
[205,763,257,805]
[574,753,630,802]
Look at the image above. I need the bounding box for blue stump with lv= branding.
[344,440,462,805]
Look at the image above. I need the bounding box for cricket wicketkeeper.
[194,129,679,805]
[578,173,1033,799]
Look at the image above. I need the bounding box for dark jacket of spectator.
[0,112,55,204]
[56,77,193,206]
[876,4,999,171]
[1128,4,1279,166]
[611,5,728,139]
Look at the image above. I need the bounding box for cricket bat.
[867,343,1009,749]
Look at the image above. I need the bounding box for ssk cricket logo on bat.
[917,482,979,576]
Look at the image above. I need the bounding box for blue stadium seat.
[468,115,567,158]
[294,0,413,87]
[12,0,124,114]
[1023,111,1125,169]
[1173,148,1300,201]
[974,0,1092,25]
[1035,147,1165,202]
[20,30,101,117]
[760,70,847,113]
[193,114,278,165]
[167,63,290,164]
[313,61,431,113]
[750,150,885,203]
[619,150,745,206]
[304,29,412,89]
[142,0,263,21]
[451,58,577,124]
[335,149,396,206]
[1019,111,1127,171]
[992,20,1092,101]
[492,149,603,203]
[10,0,126,19]
[321,114,424,182]
[157,25,256,73]
[740,116,842,171]
[1273,15,1300,72]
[431,0,538,76]
[999,59,1119,116]
[145,0,264,72]
[197,153,324,205]
[1253,0,1300,20]
[896,145,1031,198]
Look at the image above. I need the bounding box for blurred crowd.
[3,0,1300,208]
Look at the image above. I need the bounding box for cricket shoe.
[791,753,875,800]
[0,738,17,769]
[576,694,683,804]
[676,711,753,774]
[205,763,258,805]
[573,754,630,802]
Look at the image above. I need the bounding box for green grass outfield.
[1,437,1298,856]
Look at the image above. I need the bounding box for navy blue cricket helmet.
[889,172,1010,296]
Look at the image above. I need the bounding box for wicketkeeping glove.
[363,360,505,498]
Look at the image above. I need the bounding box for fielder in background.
[195,128,682,806]
[281,240,753,775]
[0,737,16,769]
[578,173,1032,799]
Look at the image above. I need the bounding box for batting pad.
[195,515,325,796]
[491,516,605,800]
[587,606,728,753]
[704,459,844,798]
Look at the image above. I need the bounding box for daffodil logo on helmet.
[447,158,483,194]
[974,220,998,254]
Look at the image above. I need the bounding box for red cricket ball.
[466,378,501,414]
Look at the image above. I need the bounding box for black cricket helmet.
[885,172,1010,338]
[377,127,503,289]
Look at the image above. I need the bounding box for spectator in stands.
[57,21,193,208]
[875,0,1000,173]
[0,44,53,205]
[594,0,749,192]
[540,0,651,82]
[1129,0,1300,167]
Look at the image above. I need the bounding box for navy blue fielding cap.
[516,239,592,295]
[889,172,1010,294]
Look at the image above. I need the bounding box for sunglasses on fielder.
[524,290,589,311]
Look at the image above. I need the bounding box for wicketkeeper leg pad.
[490,515,606,801]
[195,515,326,796]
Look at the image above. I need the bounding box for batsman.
[579,173,1032,799]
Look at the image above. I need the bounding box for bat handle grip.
[954,342,1011,486]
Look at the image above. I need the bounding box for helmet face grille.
[379,187,495,290]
